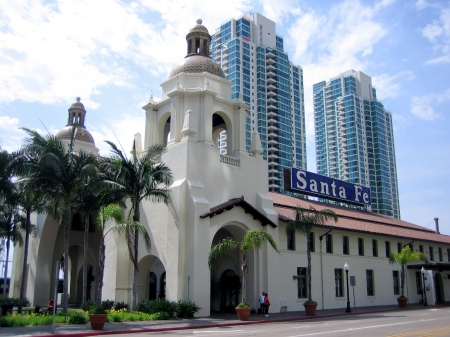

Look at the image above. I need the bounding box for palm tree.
[288,206,338,303]
[20,127,98,313]
[0,196,25,302]
[101,141,173,310]
[0,149,27,302]
[208,229,278,304]
[73,180,104,310]
[95,204,151,307]
[15,185,43,312]
[389,245,426,298]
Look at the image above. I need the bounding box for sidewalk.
[0,303,438,337]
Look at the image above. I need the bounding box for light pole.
[344,262,351,313]
[421,267,428,306]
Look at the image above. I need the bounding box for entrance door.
[149,272,157,300]
[435,273,444,303]
[219,269,241,313]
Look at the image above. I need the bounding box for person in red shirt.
[263,293,270,315]
[48,299,54,313]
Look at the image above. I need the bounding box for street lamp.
[344,262,351,313]
[421,267,428,306]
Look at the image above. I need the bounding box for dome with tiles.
[169,19,225,79]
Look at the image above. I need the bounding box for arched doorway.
[210,224,254,313]
[136,255,166,303]
[435,273,444,303]
[159,272,166,299]
[219,269,241,313]
[149,272,157,300]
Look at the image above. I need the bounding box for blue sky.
[1,0,449,234]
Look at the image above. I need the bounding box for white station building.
[10,20,450,316]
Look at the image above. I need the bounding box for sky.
[1,0,449,235]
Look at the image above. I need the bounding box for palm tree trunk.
[241,251,248,303]
[96,237,105,308]
[63,220,70,314]
[132,205,140,311]
[306,234,312,302]
[3,215,12,302]
[82,215,89,309]
[400,264,405,297]
[18,210,31,313]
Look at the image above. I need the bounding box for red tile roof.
[200,196,277,228]
[269,192,450,245]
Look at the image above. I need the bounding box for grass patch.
[1,312,66,327]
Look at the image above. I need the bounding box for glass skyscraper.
[211,13,306,193]
[313,70,400,218]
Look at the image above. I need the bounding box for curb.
[30,306,424,337]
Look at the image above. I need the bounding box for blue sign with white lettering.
[290,168,371,206]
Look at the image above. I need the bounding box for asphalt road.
[106,308,450,337]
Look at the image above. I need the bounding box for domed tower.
[169,19,225,79]
[56,97,99,155]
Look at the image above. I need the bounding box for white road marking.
[191,329,265,335]
[292,326,311,329]
[287,318,443,337]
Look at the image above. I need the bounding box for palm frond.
[208,237,238,271]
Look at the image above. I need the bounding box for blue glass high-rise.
[313,70,400,218]
[211,13,306,193]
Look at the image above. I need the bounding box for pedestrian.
[264,292,270,316]
[47,299,54,313]
[259,291,265,314]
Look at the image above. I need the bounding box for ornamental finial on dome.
[76,97,81,102]
[197,18,202,24]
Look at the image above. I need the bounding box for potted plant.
[235,302,251,321]
[208,229,278,321]
[389,245,426,308]
[88,304,107,330]
[288,207,338,316]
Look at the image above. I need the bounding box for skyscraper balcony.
[267,124,278,131]
[267,97,277,104]
[267,77,277,84]
[266,71,277,77]
[267,111,277,118]
[266,58,275,64]
[266,64,276,71]
[267,118,277,124]
[267,132,277,137]
[267,104,277,110]
[266,51,276,58]
[267,90,276,97]
[267,138,278,145]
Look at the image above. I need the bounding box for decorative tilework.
[169,55,225,79]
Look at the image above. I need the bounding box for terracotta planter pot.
[89,314,108,330]
[304,302,318,316]
[397,297,408,308]
[235,307,251,321]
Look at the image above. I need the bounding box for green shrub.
[136,299,176,317]
[175,300,200,318]
[82,299,96,311]
[67,310,89,324]
[87,304,106,314]
[114,301,128,310]
[149,311,172,320]
[101,300,115,311]
[0,296,30,307]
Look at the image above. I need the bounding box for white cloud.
[410,89,450,120]
[259,0,301,24]
[89,113,146,157]
[286,0,392,143]
[372,70,415,100]
[420,6,450,64]
[0,116,19,130]
[0,0,251,108]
